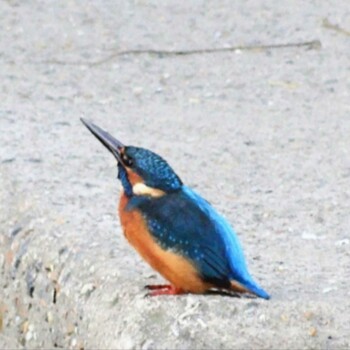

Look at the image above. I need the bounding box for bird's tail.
[230,279,270,300]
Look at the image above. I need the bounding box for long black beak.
[81,118,124,162]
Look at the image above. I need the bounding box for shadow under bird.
[81,119,270,299]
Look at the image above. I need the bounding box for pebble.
[197,318,207,329]
[46,311,53,324]
[259,314,267,323]
[5,250,14,266]
[80,283,96,296]
[301,232,326,240]
[171,323,179,337]
[188,97,201,104]
[280,314,288,322]
[66,321,76,335]
[309,327,317,337]
[335,239,349,246]
[21,320,29,333]
[322,287,337,294]
[25,330,33,341]
[45,264,54,272]
[15,298,28,318]
[133,87,143,96]
[71,338,77,347]
[304,311,314,320]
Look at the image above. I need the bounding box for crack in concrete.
[30,40,321,67]
[322,18,350,37]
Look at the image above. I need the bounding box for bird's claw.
[145,284,172,290]
[144,284,185,296]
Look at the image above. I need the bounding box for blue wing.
[128,186,269,299]
[183,187,269,299]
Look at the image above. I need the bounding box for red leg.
[147,285,185,297]
[145,284,172,290]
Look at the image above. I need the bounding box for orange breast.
[118,193,212,293]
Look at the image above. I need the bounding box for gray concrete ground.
[1,0,350,349]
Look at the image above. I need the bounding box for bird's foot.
[145,284,172,290]
[145,284,185,296]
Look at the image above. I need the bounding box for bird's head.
[81,119,182,197]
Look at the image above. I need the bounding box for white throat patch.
[132,183,165,198]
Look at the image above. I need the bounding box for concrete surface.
[1,0,350,349]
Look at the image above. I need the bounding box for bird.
[81,118,270,299]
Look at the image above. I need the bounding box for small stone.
[21,320,29,334]
[160,73,170,85]
[309,327,317,337]
[171,323,179,337]
[259,314,267,323]
[280,314,288,322]
[66,321,75,335]
[46,312,53,324]
[302,232,325,240]
[304,311,314,320]
[48,270,59,282]
[74,339,85,350]
[15,316,21,325]
[25,331,33,342]
[45,264,54,272]
[15,298,28,318]
[71,338,77,347]
[335,239,349,246]
[5,250,14,266]
[133,87,143,96]
[80,283,96,296]
[322,287,337,294]
[188,97,200,104]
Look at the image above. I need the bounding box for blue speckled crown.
[125,146,182,192]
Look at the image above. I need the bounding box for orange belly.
[118,193,212,293]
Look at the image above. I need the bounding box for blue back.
[128,186,270,299]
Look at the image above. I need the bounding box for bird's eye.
[122,154,133,167]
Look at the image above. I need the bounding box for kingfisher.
[81,119,270,299]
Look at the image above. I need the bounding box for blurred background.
[1,1,349,349]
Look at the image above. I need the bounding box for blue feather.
[183,186,270,299]
[128,186,270,299]
[118,164,133,197]
[125,147,182,192]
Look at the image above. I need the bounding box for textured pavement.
[1,1,350,349]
